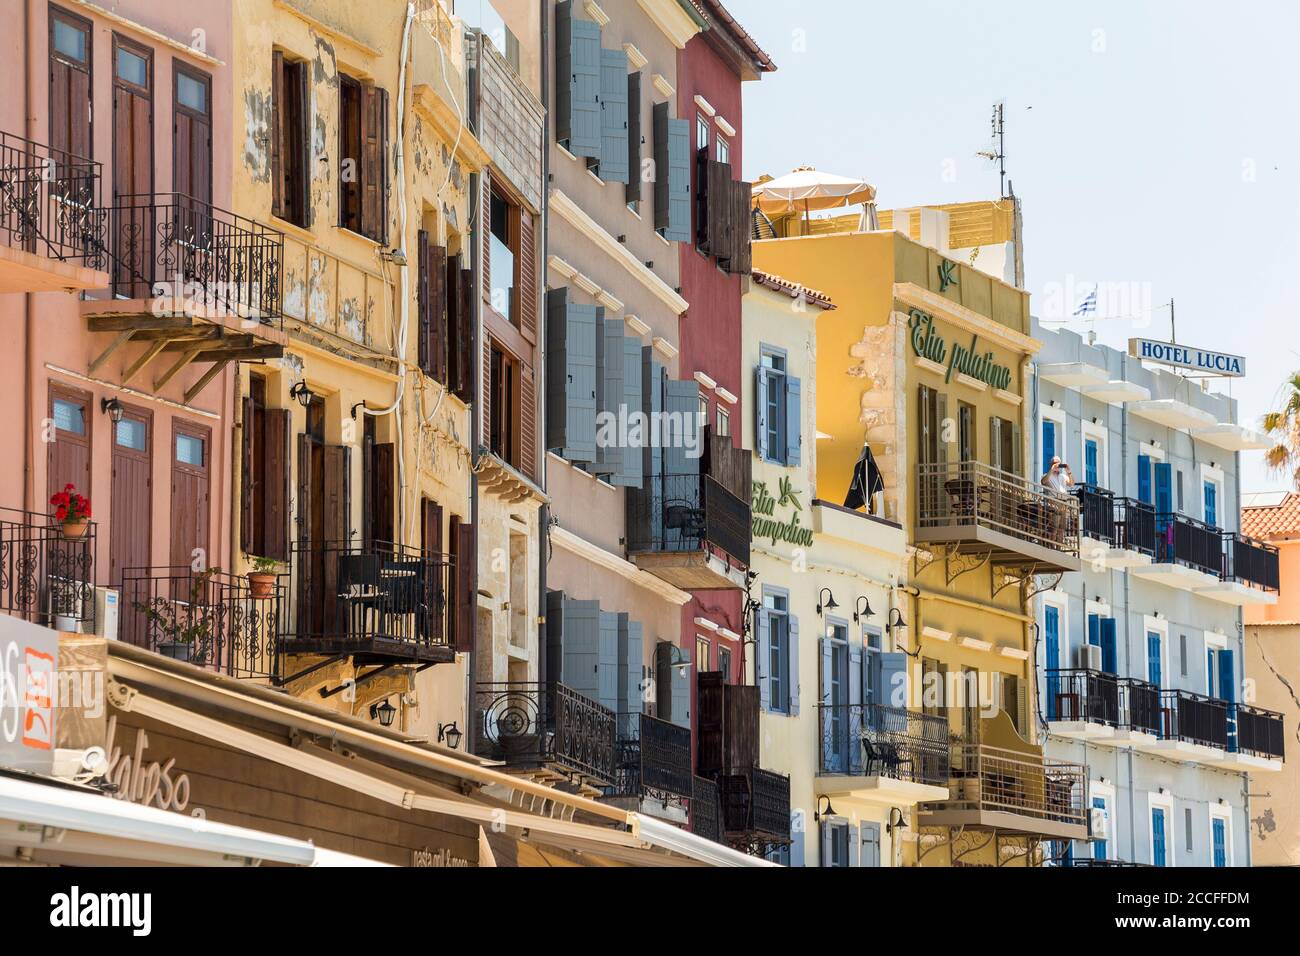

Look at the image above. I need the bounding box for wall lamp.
[886,807,908,836]
[814,794,836,822]
[351,402,368,420]
[100,397,124,424]
[885,607,908,634]
[290,381,315,410]
[437,721,463,750]
[816,588,839,616]
[853,596,875,623]
[369,697,397,728]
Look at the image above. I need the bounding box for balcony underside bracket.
[916,825,950,863]
[995,831,1034,867]
[950,826,994,865]
[275,653,348,689]
[319,662,398,699]
[912,546,939,578]
[945,546,991,587]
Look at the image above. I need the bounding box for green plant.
[1263,371,1300,490]
[133,567,221,647]
[248,554,279,574]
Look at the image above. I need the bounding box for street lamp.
[816,588,839,616]
[370,698,397,728]
[853,595,874,623]
[101,397,124,424]
[438,721,463,750]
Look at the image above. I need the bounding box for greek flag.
[1074,286,1098,316]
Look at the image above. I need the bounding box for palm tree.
[1262,371,1300,490]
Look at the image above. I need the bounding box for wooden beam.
[182,359,230,403]
[133,326,225,343]
[162,332,252,351]
[193,344,284,361]
[153,348,205,391]
[121,339,169,385]
[87,315,194,333]
[87,330,134,375]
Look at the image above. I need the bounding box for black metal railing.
[916,460,1079,555]
[1234,704,1285,759]
[104,193,283,324]
[119,566,282,680]
[0,507,96,632]
[1120,677,1162,736]
[610,712,693,801]
[817,703,950,787]
[719,766,791,841]
[1114,497,1156,556]
[1155,512,1222,577]
[692,774,722,843]
[1045,669,1120,726]
[472,681,617,785]
[284,541,453,657]
[1222,532,1280,593]
[1159,689,1228,749]
[0,130,106,267]
[625,473,750,567]
[1074,484,1115,543]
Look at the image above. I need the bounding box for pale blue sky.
[729,0,1300,494]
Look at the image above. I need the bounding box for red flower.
[55,505,67,521]
[64,483,75,492]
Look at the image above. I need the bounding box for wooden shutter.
[666,112,691,242]
[625,71,642,202]
[49,11,92,165]
[918,385,932,465]
[431,241,449,382]
[555,0,601,158]
[446,253,461,388]
[520,362,537,482]
[481,335,492,444]
[599,48,629,183]
[519,209,537,343]
[480,171,492,307]
[989,415,1003,472]
[417,229,431,374]
[617,616,643,717]
[593,315,623,476]
[370,443,395,545]
[612,334,643,488]
[935,392,948,470]
[788,614,801,716]
[1010,422,1022,476]
[755,609,770,711]
[545,288,597,462]
[263,409,291,561]
[360,84,385,242]
[879,652,907,709]
[705,159,730,254]
[296,433,312,549]
[596,611,620,711]
[322,445,351,545]
[456,262,475,403]
[785,375,802,466]
[754,366,769,461]
[423,499,445,642]
[240,396,255,549]
[271,51,284,218]
[729,179,753,274]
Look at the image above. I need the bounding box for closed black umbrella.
[843,444,885,511]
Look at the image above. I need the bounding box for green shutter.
[598,49,629,183]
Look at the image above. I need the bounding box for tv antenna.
[976,102,1008,199]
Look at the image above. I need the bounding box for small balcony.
[118,566,282,680]
[280,541,456,670]
[1074,487,1156,570]
[719,766,791,846]
[0,130,109,293]
[816,703,950,803]
[472,681,617,788]
[82,193,286,401]
[691,774,722,844]
[625,473,750,590]
[1200,532,1280,606]
[1045,668,1119,737]
[0,507,97,632]
[1133,688,1229,762]
[607,712,694,819]
[1130,512,1223,589]
[915,461,1080,573]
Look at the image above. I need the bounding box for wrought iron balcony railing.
[610,711,693,802]
[945,741,1087,829]
[719,765,791,843]
[1045,668,1120,726]
[625,472,750,567]
[119,566,282,680]
[0,130,106,267]
[817,703,950,787]
[1234,703,1285,760]
[104,192,283,324]
[283,541,452,661]
[916,460,1079,556]
[1155,512,1223,577]
[0,507,96,632]
[1114,496,1157,556]
[472,681,617,785]
[1120,677,1162,736]
[1159,688,1228,750]
[1074,483,1115,543]
[691,774,722,843]
[1221,532,1279,593]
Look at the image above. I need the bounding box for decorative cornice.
[652,336,679,359]
[714,115,736,137]
[550,189,689,315]
[69,0,225,65]
[651,73,676,99]
[552,526,693,606]
[272,0,380,57]
[623,42,649,70]
[693,371,717,390]
[624,314,651,336]
[584,0,612,27]
[637,0,705,49]
[693,94,716,117]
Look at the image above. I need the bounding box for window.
[241,376,290,561]
[757,348,800,465]
[696,635,711,673]
[115,417,146,451]
[488,341,519,466]
[696,113,710,152]
[116,46,148,87]
[176,433,205,467]
[958,402,975,461]
[338,73,389,242]
[174,65,212,209]
[993,416,1019,474]
[765,591,790,714]
[823,821,850,867]
[271,52,310,227]
[52,398,85,435]
[716,405,730,438]
[716,135,729,165]
[1185,807,1194,853]
[487,186,521,325]
[718,644,732,682]
[52,12,89,63]
[698,394,709,428]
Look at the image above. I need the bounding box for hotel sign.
[909,309,1014,391]
[1129,338,1245,377]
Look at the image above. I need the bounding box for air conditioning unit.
[1075,644,1102,671]
[1090,805,1109,840]
[93,587,119,641]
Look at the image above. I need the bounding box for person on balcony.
[1041,457,1074,542]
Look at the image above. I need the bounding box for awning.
[632,814,780,867]
[0,772,377,867]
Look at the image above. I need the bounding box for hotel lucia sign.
[1128,338,1245,377]
[909,309,1014,391]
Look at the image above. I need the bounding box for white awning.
[633,814,780,867]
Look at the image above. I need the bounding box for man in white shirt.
[1041,456,1074,542]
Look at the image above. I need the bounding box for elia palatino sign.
[1129,338,1246,377]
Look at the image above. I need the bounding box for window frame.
[759,345,789,465]
[1148,788,1175,867]
[764,588,791,715]
[487,183,523,327]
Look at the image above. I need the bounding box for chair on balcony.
[379,555,424,639]
[944,476,977,518]
[664,500,706,548]
[337,552,384,637]
[862,737,911,780]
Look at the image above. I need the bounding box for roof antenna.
[976,102,1007,199]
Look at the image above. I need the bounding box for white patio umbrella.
[751,166,877,235]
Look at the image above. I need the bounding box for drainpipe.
[1121,354,1135,862]
[23,0,34,515]
[536,0,550,690]
[467,164,481,704]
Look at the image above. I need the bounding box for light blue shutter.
[1152,808,1167,866]
[555,2,601,158]
[1155,462,1173,516]
[662,379,699,478]
[1137,454,1152,504]
[597,610,620,711]
[861,822,882,867]
[849,640,864,773]
[641,349,664,480]
[756,606,771,711]
[612,335,643,487]
[560,596,603,695]
[820,638,834,769]
[819,821,833,867]
[669,656,689,728]
[1099,617,1118,674]
[1212,818,1227,867]
[545,289,597,462]
[598,48,629,183]
[593,316,624,475]
[785,376,802,466]
[1087,613,1101,649]
[1147,632,1162,687]
[788,614,800,716]
[617,614,642,719]
[1085,439,1098,486]
[1204,481,1218,527]
[754,365,769,460]
[847,823,860,867]
[879,652,907,710]
[653,102,690,241]
[1042,419,1056,475]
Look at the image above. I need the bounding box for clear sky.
[729,0,1300,495]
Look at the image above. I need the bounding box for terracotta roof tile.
[751,270,835,310]
[1241,492,1300,539]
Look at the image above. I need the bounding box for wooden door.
[172,65,211,205]
[169,421,210,570]
[109,405,152,585]
[112,35,154,296]
[47,384,92,506]
[48,6,93,179]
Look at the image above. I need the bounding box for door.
[48,7,93,184]
[109,406,151,586]
[1219,648,1236,751]
[172,64,212,245]
[169,422,210,570]
[1204,480,1218,527]
[1044,605,1060,719]
[112,36,154,297]
[822,629,848,772]
[1151,807,1167,867]
[47,385,92,505]
[1147,632,1162,687]
[1212,818,1227,867]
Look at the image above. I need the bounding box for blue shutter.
[597,611,620,711]
[1152,807,1167,866]
[861,822,882,867]
[1147,632,1162,688]
[1204,481,1218,527]
[1091,796,1108,860]
[1085,439,1098,486]
[669,655,689,728]
[789,811,805,866]
[545,289,597,462]
[788,614,800,716]
[785,375,802,466]
[616,614,642,719]
[662,378,700,477]
[1042,420,1056,475]
[1087,613,1101,648]
[1220,648,1237,752]
[1137,454,1152,504]
[612,334,643,487]
[598,49,629,183]
[1044,605,1060,719]
[849,641,864,773]
[847,823,860,867]
[653,102,690,241]
[819,821,833,867]
[1212,818,1227,867]
[754,365,769,461]
[560,596,603,695]
[1099,617,1118,674]
[756,606,771,711]
[879,652,907,710]
[592,316,624,475]
[640,348,665,480]
[625,71,642,203]
[820,638,835,770]
[1155,462,1173,515]
[555,2,601,158]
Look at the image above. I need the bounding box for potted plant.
[247,555,279,599]
[50,483,91,539]
[133,567,219,663]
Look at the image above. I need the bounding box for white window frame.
[1080,419,1108,488]
[1142,614,1169,689]
[1200,462,1224,527]
[1204,629,1229,697]
[1148,789,1176,867]
[716,404,730,437]
[716,133,729,165]
[1038,403,1068,476]
[1088,779,1117,861]
[696,113,710,152]
[1207,803,1234,868]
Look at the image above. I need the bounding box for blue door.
[1212,818,1227,867]
[1087,614,1101,655]
[1043,420,1057,475]
[1220,648,1236,752]
[1147,632,1162,687]
[1204,481,1218,527]
[1151,807,1167,866]
[1085,438,1098,486]
[1099,617,1118,674]
[1045,605,1061,719]
[1155,461,1173,527]
[1092,796,1109,860]
[1137,454,1152,504]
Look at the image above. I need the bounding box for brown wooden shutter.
[457,263,475,403]
[431,243,449,383]
[296,433,312,549]
[372,442,395,545]
[482,335,492,443]
[270,51,284,219]
[240,395,255,551]
[361,84,385,242]
[422,499,444,553]
[520,362,537,482]
[519,208,537,343]
[322,445,351,545]
[730,179,753,274]
[480,171,492,305]
[417,229,431,374]
[455,518,477,652]
[424,499,446,643]
[264,409,291,561]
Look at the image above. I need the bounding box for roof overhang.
[1191,423,1272,452]
[1128,398,1218,430]
[1038,362,1110,388]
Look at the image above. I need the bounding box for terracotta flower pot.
[61,519,89,540]
[248,572,277,600]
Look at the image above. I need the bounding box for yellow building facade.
[754,209,1090,866]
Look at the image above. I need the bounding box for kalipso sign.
[0,615,58,774]
[1128,338,1245,377]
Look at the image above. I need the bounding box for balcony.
[118,566,282,680]
[280,541,456,670]
[1074,487,1155,570]
[81,193,286,401]
[472,681,617,788]
[0,507,96,632]
[0,130,109,293]
[1130,512,1223,590]
[625,473,750,590]
[1201,533,1280,606]
[915,461,1080,572]
[607,712,694,820]
[1133,689,1228,762]
[719,766,792,846]
[1211,704,1286,772]
[691,774,722,844]
[816,703,951,803]
[1045,669,1119,738]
